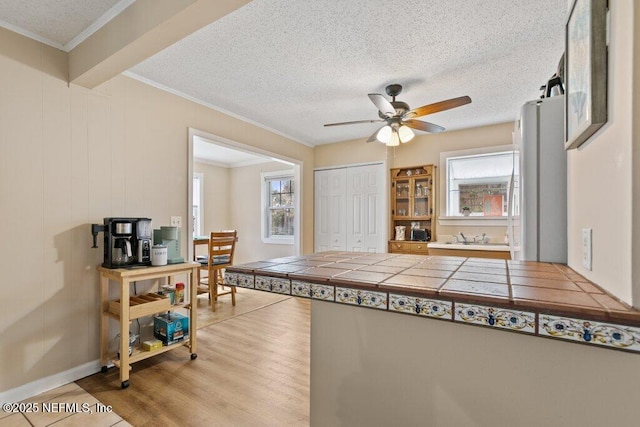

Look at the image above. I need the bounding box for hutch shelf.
[388,164,437,255]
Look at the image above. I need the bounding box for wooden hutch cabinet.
[388,165,436,255]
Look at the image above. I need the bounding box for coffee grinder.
[153,226,184,264]
[91,217,153,268]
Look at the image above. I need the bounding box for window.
[444,149,519,217]
[193,173,204,236]
[262,171,295,243]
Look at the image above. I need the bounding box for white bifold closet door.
[314,163,385,253]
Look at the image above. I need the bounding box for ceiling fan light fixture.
[398,125,415,143]
[387,129,400,147]
[376,125,392,144]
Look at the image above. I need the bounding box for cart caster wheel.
[101,366,108,374]
[121,381,129,389]
[190,353,197,360]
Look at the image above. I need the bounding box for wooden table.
[98,262,199,389]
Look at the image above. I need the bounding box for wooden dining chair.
[193,237,210,298]
[197,230,238,311]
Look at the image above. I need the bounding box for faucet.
[459,233,468,243]
[473,233,487,244]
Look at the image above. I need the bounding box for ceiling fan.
[324,84,471,146]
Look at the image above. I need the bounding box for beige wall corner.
[567,0,634,304]
[314,138,388,168]
[68,0,251,88]
[313,122,513,170]
[632,1,640,307]
[0,26,67,81]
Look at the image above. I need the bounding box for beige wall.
[194,161,231,234]
[314,122,514,243]
[229,162,296,264]
[193,160,296,264]
[566,0,638,305]
[311,300,640,426]
[633,2,640,306]
[0,30,313,396]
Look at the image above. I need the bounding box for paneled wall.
[0,31,313,396]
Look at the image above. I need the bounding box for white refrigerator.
[508,95,567,263]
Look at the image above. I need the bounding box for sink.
[429,241,510,251]
[445,241,508,246]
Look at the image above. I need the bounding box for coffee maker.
[91,217,153,268]
[136,219,152,264]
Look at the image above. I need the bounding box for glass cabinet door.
[413,177,430,217]
[394,179,410,217]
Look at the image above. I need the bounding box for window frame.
[192,172,204,237]
[438,144,518,227]
[261,170,295,244]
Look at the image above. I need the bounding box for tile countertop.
[226,252,640,327]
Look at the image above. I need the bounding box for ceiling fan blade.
[366,125,386,142]
[403,119,445,133]
[404,96,472,119]
[368,94,396,117]
[324,119,385,127]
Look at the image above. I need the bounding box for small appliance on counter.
[91,217,153,268]
[410,228,430,242]
[153,226,184,264]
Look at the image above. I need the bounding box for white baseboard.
[0,360,101,404]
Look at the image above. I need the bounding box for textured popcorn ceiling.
[0,0,131,50]
[129,0,568,146]
[0,0,568,146]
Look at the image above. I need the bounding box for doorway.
[187,128,302,264]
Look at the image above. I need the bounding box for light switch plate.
[170,216,182,228]
[582,228,592,270]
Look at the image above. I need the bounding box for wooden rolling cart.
[98,262,199,389]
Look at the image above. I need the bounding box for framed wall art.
[564,0,608,150]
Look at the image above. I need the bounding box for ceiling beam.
[69,0,251,88]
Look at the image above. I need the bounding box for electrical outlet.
[170,216,182,228]
[582,228,592,270]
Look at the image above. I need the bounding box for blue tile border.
[454,303,536,334]
[389,294,452,319]
[335,287,387,310]
[225,272,254,289]
[255,275,291,294]
[292,281,335,301]
[226,271,640,354]
[539,314,640,351]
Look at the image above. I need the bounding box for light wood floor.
[194,286,291,329]
[76,294,311,427]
